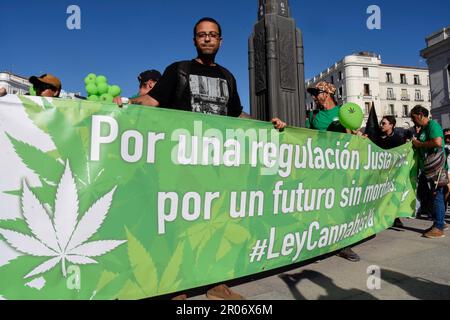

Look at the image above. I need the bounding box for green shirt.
[418,119,445,170]
[308,106,340,132]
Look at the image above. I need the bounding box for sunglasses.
[35,83,57,92]
[313,90,328,97]
[380,121,390,126]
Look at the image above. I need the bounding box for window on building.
[331,75,334,84]
[403,105,409,117]
[387,88,394,100]
[414,75,421,85]
[429,90,431,102]
[12,90,17,94]
[338,86,343,97]
[415,90,422,101]
[400,74,407,84]
[365,102,370,115]
[386,73,393,83]
[339,71,343,81]
[401,89,409,100]
[363,68,369,78]
[389,104,395,116]
[364,84,371,96]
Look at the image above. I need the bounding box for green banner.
[0,96,416,299]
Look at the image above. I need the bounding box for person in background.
[115,17,250,121]
[305,81,342,131]
[375,116,404,149]
[116,17,248,300]
[411,105,448,238]
[29,74,62,97]
[374,116,406,227]
[402,123,430,220]
[273,81,361,262]
[135,69,161,97]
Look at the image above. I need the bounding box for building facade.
[421,26,450,128]
[0,71,30,95]
[305,52,431,129]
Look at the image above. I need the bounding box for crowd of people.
[1,16,448,300]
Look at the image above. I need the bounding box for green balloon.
[339,103,364,131]
[108,85,121,97]
[84,73,97,85]
[97,82,109,95]
[85,83,98,96]
[87,95,100,101]
[96,75,107,84]
[100,93,114,103]
[29,86,36,96]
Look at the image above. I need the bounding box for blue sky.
[1,0,449,112]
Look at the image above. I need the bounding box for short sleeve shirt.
[149,60,243,117]
[418,119,444,170]
[308,106,340,132]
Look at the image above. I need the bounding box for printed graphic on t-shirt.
[189,75,229,115]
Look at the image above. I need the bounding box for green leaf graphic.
[115,279,146,300]
[6,133,64,184]
[95,270,118,294]
[125,228,157,295]
[158,242,184,293]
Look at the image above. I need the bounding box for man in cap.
[137,69,161,97]
[305,81,345,131]
[272,81,361,261]
[29,74,62,97]
[272,81,344,132]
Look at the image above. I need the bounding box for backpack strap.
[175,61,191,106]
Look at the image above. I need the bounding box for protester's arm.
[113,92,160,107]
[239,111,252,119]
[237,111,286,132]
[238,111,286,132]
[271,117,287,131]
[130,94,159,106]
[412,136,442,149]
[347,129,366,136]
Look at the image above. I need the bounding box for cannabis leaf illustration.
[401,190,410,202]
[0,161,126,279]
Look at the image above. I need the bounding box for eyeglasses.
[380,121,389,126]
[196,31,221,40]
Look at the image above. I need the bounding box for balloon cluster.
[84,73,121,102]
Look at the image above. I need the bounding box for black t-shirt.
[149,60,243,117]
[375,132,404,150]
